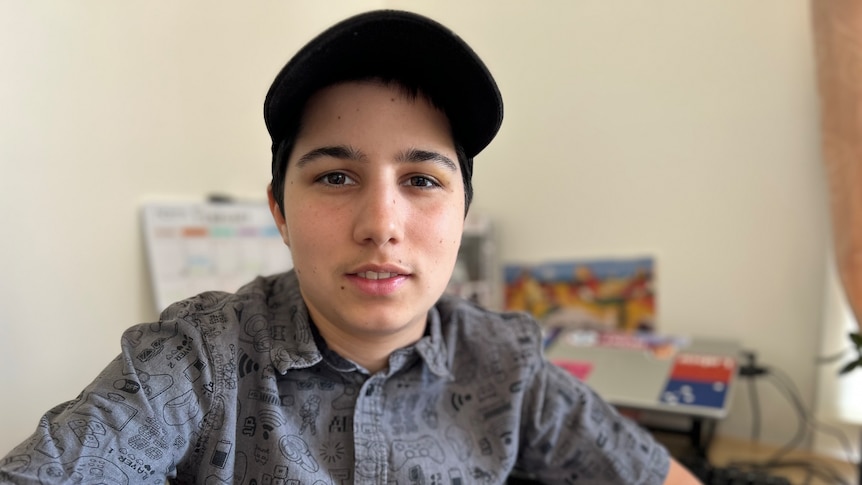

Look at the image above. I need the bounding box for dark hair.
[270,79,474,217]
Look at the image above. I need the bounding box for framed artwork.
[504,257,655,332]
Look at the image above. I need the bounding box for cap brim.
[264,10,503,159]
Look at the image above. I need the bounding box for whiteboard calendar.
[141,201,293,312]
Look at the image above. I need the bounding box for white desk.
[544,329,741,455]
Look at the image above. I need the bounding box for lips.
[349,263,410,279]
[355,271,400,280]
[347,265,410,296]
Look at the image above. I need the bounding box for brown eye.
[409,176,438,188]
[325,173,346,185]
[318,172,354,186]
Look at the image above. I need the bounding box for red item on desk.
[669,354,736,383]
[552,360,594,381]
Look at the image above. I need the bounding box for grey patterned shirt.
[0,271,669,484]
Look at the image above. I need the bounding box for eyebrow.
[295,145,365,168]
[397,148,458,172]
[295,145,458,172]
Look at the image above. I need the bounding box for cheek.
[284,206,319,251]
[419,206,464,257]
[285,202,346,251]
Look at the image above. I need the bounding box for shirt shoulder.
[157,274,272,322]
[434,294,545,354]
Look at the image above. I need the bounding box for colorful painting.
[504,257,656,332]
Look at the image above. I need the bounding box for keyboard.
[505,457,794,485]
[507,466,792,484]
[682,457,792,485]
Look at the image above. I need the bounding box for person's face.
[268,81,465,348]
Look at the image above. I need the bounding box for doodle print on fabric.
[279,435,319,473]
[37,457,129,485]
[0,272,671,484]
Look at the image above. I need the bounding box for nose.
[352,182,404,247]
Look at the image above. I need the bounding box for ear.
[267,184,290,247]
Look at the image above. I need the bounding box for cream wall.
[1,0,836,457]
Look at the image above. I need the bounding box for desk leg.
[640,415,717,458]
[690,417,719,458]
[691,418,703,457]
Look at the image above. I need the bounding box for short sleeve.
[0,316,216,485]
[516,359,670,485]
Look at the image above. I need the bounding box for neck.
[311,320,426,375]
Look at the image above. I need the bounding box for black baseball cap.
[263,10,503,168]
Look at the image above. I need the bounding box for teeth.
[358,271,396,280]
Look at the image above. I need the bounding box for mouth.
[346,265,411,296]
[354,271,402,280]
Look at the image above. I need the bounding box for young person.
[0,10,700,484]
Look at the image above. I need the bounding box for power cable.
[729,351,856,485]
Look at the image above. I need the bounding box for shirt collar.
[258,271,323,375]
[258,271,453,378]
[414,304,454,379]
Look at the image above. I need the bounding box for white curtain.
[812,0,862,459]
[817,257,862,427]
